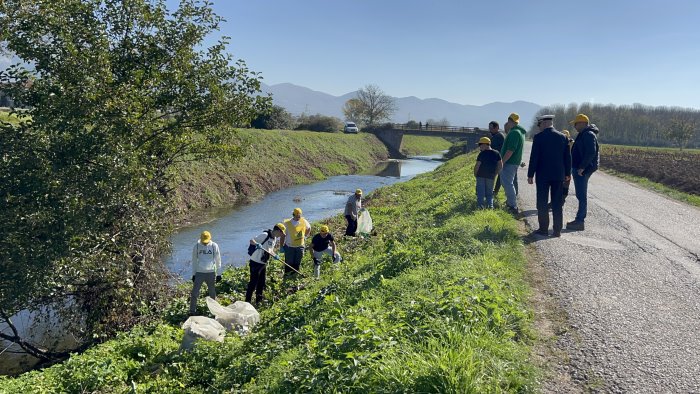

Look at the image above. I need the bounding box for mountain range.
[261,82,541,128]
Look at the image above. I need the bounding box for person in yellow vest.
[283,208,311,275]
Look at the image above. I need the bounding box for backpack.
[247,230,272,261]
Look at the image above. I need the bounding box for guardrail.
[390,123,481,132]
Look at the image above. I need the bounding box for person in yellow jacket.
[283,208,311,275]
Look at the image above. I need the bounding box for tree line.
[532,103,700,149]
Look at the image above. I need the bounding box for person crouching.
[309,225,342,278]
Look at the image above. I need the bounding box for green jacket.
[500,124,526,165]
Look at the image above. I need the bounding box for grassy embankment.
[600,144,700,208]
[0,152,537,393]
[400,135,452,156]
[172,129,389,215]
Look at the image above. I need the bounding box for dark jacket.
[571,124,600,174]
[489,131,505,152]
[527,127,572,182]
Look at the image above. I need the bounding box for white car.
[344,122,359,133]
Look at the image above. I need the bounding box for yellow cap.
[320,225,329,233]
[569,113,590,124]
[355,189,362,195]
[275,223,286,234]
[477,136,491,145]
[200,231,211,244]
[562,129,571,138]
[508,113,520,123]
[293,207,302,216]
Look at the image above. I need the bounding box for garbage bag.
[206,297,260,333]
[179,316,225,351]
[357,208,373,235]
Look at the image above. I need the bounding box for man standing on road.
[567,114,600,231]
[283,208,311,275]
[344,189,362,236]
[189,230,222,315]
[527,115,571,237]
[488,121,505,195]
[500,113,526,214]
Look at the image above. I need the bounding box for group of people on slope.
[474,112,600,237]
[188,189,364,314]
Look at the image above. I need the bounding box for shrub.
[295,114,343,133]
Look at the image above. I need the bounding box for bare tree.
[355,84,396,126]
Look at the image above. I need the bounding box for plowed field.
[600,145,700,195]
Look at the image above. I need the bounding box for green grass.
[602,168,700,208]
[0,152,537,393]
[401,135,452,155]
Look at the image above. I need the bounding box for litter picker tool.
[257,244,307,277]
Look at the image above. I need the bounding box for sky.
[161,0,698,109]
[4,1,699,109]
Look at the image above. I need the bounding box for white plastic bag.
[206,297,260,333]
[357,208,373,235]
[179,316,225,351]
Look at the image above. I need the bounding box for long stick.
[260,246,307,277]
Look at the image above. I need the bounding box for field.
[600,145,700,196]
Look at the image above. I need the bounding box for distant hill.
[261,82,541,128]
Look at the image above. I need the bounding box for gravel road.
[518,142,700,393]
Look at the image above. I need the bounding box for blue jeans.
[572,169,592,222]
[501,164,519,208]
[475,177,495,208]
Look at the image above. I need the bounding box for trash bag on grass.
[206,297,260,334]
[179,316,225,352]
[357,208,373,235]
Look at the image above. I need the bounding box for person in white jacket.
[189,230,222,315]
[247,223,286,305]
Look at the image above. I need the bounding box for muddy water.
[165,154,444,278]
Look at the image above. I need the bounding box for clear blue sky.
[179,0,698,109]
[4,1,697,109]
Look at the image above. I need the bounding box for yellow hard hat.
[293,207,302,216]
[477,136,491,145]
[320,225,329,233]
[200,231,211,244]
[355,189,363,195]
[275,223,286,235]
[508,112,520,123]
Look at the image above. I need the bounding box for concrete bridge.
[369,123,486,158]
